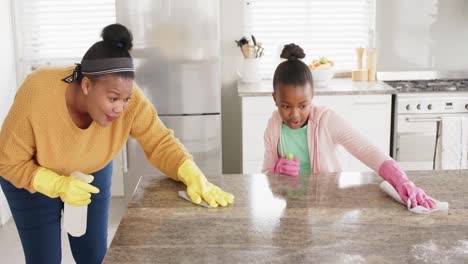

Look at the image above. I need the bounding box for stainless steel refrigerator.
[116,0,222,197]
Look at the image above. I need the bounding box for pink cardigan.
[262,106,391,174]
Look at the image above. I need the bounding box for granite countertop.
[238,78,396,97]
[104,171,468,263]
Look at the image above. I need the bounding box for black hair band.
[62,58,134,83]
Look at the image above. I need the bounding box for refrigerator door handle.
[122,142,128,173]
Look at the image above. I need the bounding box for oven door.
[396,115,441,170]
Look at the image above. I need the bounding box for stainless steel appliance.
[116,0,222,196]
[379,71,468,170]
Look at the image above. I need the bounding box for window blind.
[13,0,116,79]
[244,0,375,79]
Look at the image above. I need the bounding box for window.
[13,0,116,79]
[244,0,375,79]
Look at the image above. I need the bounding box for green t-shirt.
[278,123,311,174]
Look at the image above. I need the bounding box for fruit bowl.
[311,68,334,87]
[308,57,334,88]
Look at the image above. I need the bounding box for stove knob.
[417,104,421,110]
[428,104,432,110]
[406,104,411,110]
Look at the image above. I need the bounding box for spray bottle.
[63,171,93,237]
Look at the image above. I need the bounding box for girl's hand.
[272,156,299,176]
[379,159,436,209]
[395,181,436,209]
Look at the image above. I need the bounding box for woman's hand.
[33,168,100,207]
[178,160,234,207]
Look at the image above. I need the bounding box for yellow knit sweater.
[0,67,191,192]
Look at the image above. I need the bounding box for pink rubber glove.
[272,156,299,176]
[379,160,436,209]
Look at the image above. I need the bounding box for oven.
[380,71,468,171]
[396,114,440,170]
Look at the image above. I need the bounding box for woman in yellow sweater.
[0,24,234,264]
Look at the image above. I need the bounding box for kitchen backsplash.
[376,0,468,71]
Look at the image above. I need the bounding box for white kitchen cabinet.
[241,94,392,174]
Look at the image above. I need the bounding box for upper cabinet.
[376,0,468,71]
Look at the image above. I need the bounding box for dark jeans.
[0,161,113,264]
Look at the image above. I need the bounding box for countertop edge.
[238,79,396,97]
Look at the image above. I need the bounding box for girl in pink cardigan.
[263,44,435,209]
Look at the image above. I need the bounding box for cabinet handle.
[122,142,128,173]
[353,101,389,106]
[406,117,442,123]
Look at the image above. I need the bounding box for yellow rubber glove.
[178,160,234,208]
[32,168,100,207]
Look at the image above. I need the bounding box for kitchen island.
[104,170,468,263]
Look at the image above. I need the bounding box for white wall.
[376,0,468,71]
[220,1,244,173]
[0,0,18,225]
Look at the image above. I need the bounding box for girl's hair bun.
[280,43,305,60]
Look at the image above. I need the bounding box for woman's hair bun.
[101,23,133,51]
[280,43,305,60]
